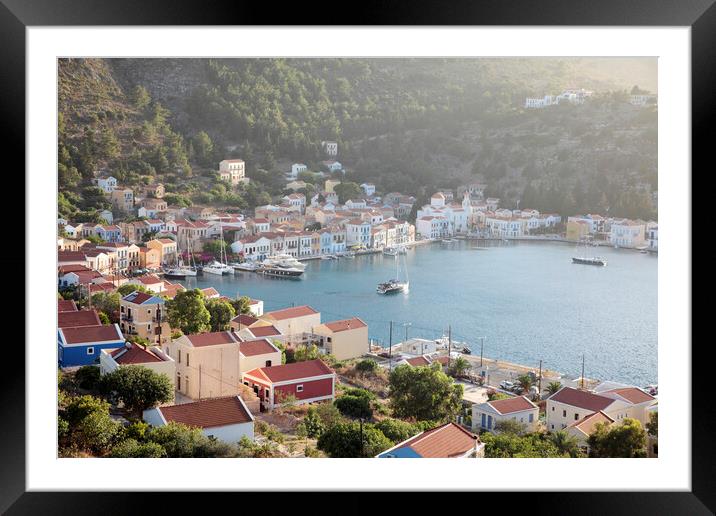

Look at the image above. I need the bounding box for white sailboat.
[164,237,197,278]
[203,222,233,275]
[377,251,409,294]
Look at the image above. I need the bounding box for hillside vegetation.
[58,57,658,221]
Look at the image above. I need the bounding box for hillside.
[57,57,658,221]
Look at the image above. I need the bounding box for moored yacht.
[203,260,233,275]
[256,263,304,278]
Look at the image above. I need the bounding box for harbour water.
[177,240,657,386]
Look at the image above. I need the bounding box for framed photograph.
[4,0,709,511]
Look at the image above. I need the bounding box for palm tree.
[550,430,582,458]
[546,381,563,396]
[449,356,471,378]
[516,374,534,394]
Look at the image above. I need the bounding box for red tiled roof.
[549,387,615,412]
[394,423,479,458]
[405,356,431,367]
[58,264,91,275]
[240,339,279,357]
[185,331,240,347]
[60,324,123,344]
[248,325,281,337]
[245,359,334,383]
[231,313,259,327]
[58,310,101,328]
[122,291,155,305]
[488,396,537,415]
[605,387,656,405]
[58,299,78,312]
[58,251,88,262]
[157,396,253,428]
[263,305,318,321]
[567,410,615,435]
[90,283,117,294]
[323,317,366,333]
[111,343,165,364]
[200,287,220,298]
[136,275,163,285]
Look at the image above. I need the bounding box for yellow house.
[139,246,161,269]
[119,291,172,346]
[259,305,320,344]
[165,331,280,402]
[312,317,369,361]
[146,238,178,265]
[566,220,590,242]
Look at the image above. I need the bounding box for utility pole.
[388,321,393,372]
[538,359,543,397]
[447,325,452,369]
[581,354,585,390]
[480,336,485,367]
[199,364,202,400]
[359,418,365,457]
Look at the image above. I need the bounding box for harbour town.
[57,57,658,459]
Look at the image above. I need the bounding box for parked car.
[511,384,525,394]
[499,380,515,391]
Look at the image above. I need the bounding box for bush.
[355,359,378,374]
[317,421,393,458]
[110,438,166,458]
[75,365,101,390]
[302,408,325,438]
[99,365,174,416]
[335,394,372,420]
[374,418,419,443]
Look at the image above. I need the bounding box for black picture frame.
[2,0,708,512]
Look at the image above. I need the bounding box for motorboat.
[320,254,338,260]
[383,247,398,256]
[376,278,408,294]
[256,263,304,278]
[572,257,607,266]
[265,253,307,270]
[203,260,233,275]
[233,262,259,272]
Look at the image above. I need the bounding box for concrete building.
[242,359,336,410]
[312,317,369,361]
[219,159,247,186]
[119,291,171,346]
[472,396,539,433]
[143,396,255,443]
[100,342,176,391]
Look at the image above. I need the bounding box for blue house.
[58,323,125,367]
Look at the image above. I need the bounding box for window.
[265,360,272,367]
[296,384,304,393]
[86,347,94,355]
[481,413,486,428]
[551,406,554,411]
[562,410,567,417]
[186,354,189,366]
[574,413,579,420]
[265,388,270,399]
[178,350,181,363]
[528,413,534,423]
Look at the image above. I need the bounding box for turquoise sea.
[177,240,657,386]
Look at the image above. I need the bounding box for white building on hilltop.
[219,159,247,186]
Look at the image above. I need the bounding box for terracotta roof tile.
[488,396,537,415]
[322,317,366,333]
[157,396,253,428]
[392,423,479,458]
[240,339,279,357]
[605,387,656,405]
[58,299,78,312]
[248,325,281,337]
[58,310,101,328]
[549,387,615,412]
[245,359,334,383]
[60,324,123,345]
[185,331,240,347]
[263,305,318,321]
[111,343,165,364]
